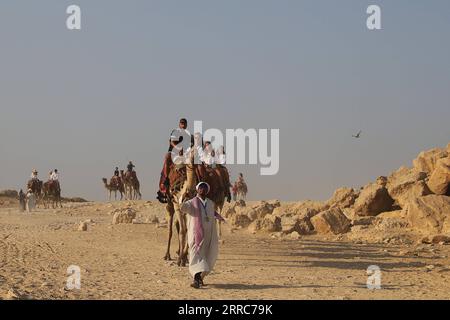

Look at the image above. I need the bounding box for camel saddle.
[27,179,42,192]
[157,164,186,203]
[110,176,122,188]
[125,170,137,180]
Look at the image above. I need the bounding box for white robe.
[180,197,219,279]
[26,193,36,212]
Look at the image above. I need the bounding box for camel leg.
[216,204,223,238]
[176,207,188,267]
[164,202,175,260]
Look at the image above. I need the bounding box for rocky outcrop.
[386,167,430,208]
[248,215,281,233]
[112,207,137,224]
[353,183,394,216]
[310,208,351,234]
[280,214,314,235]
[327,187,358,209]
[404,195,450,234]
[230,213,252,228]
[413,148,448,175]
[427,157,450,195]
[0,190,18,198]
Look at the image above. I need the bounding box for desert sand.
[1,198,450,300]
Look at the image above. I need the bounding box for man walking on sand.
[180,182,224,289]
[26,189,36,213]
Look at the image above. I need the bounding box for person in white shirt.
[202,141,215,167]
[214,146,226,165]
[26,189,36,212]
[184,132,204,165]
[49,169,61,193]
[50,169,59,181]
[30,169,39,181]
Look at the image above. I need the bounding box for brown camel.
[163,156,225,266]
[102,177,124,201]
[235,179,248,201]
[120,170,142,200]
[42,180,62,209]
[27,179,43,208]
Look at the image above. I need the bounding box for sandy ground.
[1,198,450,300]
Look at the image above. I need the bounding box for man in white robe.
[26,189,36,213]
[180,182,223,289]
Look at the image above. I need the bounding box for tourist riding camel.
[127,161,135,173]
[234,173,248,201]
[121,166,141,200]
[27,169,43,208]
[49,169,60,192]
[201,142,231,203]
[102,177,124,201]
[42,179,62,209]
[157,118,192,203]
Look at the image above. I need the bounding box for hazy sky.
[1,0,449,202]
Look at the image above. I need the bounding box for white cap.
[196,182,210,194]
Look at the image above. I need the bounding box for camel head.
[102,178,108,185]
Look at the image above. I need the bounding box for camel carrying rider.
[111,167,121,187]
[157,118,192,202]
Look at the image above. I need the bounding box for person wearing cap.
[30,169,39,181]
[49,169,61,193]
[114,167,120,177]
[180,182,224,289]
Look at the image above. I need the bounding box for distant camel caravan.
[27,176,62,209]
[102,169,141,201]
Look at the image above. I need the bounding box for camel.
[163,156,225,266]
[42,180,62,209]
[27,179,43,208]
[102,177,124,201]
[235,180,248,201]
[120,170,141,200]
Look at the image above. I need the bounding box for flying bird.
[352,130,362,138]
